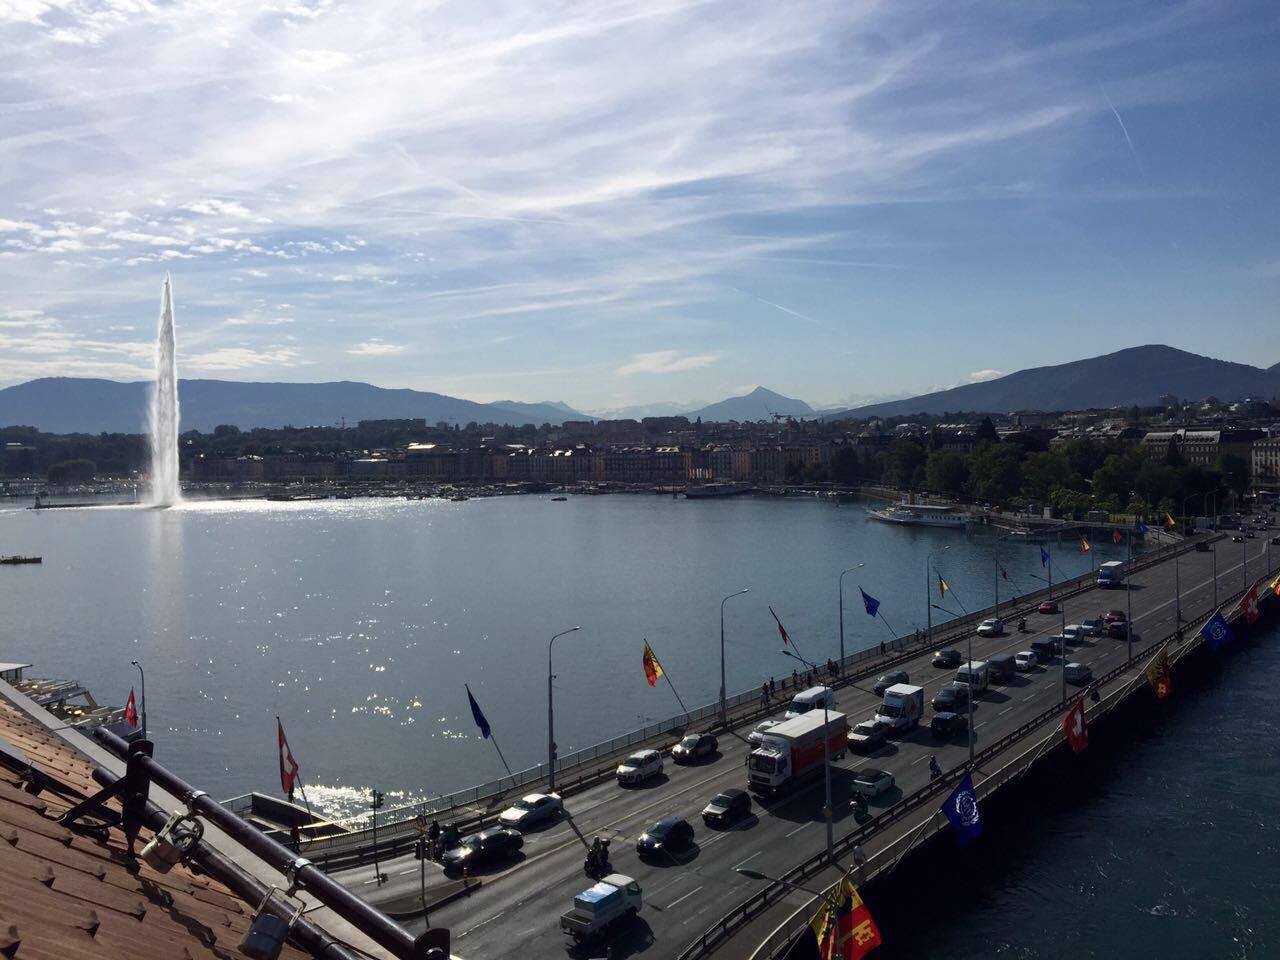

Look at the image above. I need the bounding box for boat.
[867,502,971,529]
[0,556,42,565]
[685,483,754,499]
[551,496,568,502]
[450,495,469,502]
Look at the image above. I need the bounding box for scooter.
[584,839,612,877]
[1017,618,1028,633]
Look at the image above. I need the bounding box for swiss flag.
[1062,697,1088,753]
[1240,585,1262,625]
[1112,529,1123,545]
[278,719,300,796]
[124,688,138,728]
[769,606,790,646]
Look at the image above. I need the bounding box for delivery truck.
[560,874,643,944]
[874,683,924,732]
[747,710,848,797]
[1097,560,1127,588]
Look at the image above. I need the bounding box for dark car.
[1107,621,1135,639]
[671,733,718,764]
[931,683,970,712]
[1271,536,1280,546]
[1030,637,1063,661]
[701,788,751,827]
[931,711,969,739]
[873,670,910,696]
[1231,534,1245,543]
[1194,541,1212,552]
[848,720,888,754]
[932,648,963,669]
[1038,600,1059,614]
[636,816,695,856]
[988,654,1016,682]
[441,827,523,873]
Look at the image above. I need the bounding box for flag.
[1271,573,1280,597]
[859,587,880,618]
[937,574,949,598]
[1000,567,1010,582]
[1202,611,1234,650]
[1165,512,1176,529]
[124,688,138,728]
[940,772,982,845]
[277,718,300,795]
[1080,537,1090,554]
[769,606,790,646]
[642,641,664,687]
[1112,529,1123,545]
[1239,585,1261,625]
[466,683,491,738]
[1138,521,1150,535]
[808,875,882,960]
[1062,697,1088,753]
[1145,645,1171,699]
[1040,546,1050,568]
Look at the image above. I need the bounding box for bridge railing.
[297,537,1202,858]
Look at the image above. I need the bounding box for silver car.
[851,767,895,798]
[498,792,563,829]
[616,749,663,785]
[748,720,781,746]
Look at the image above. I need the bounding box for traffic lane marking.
[733,850,762,870]
[664,884,704,910]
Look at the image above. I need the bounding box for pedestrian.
[792,669,799,688]
[761,682,769,706]
[769,676,776,697]
[880,640,886,656]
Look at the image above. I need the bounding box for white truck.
[954,660,990,693]
[747,710,848,797]
[1097,560,1127,589]
[560,874,643,944]
[874,683,924,732]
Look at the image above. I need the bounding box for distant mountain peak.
[685,386,815,422]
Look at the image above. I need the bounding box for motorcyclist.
[587,836,610,873]
[1018,617,1027,633]
[440,822,460,851]
[427,819,441,859]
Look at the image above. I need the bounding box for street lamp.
[736,868,847,960]
[720,589,750,724]
[130,660,147,740]
[932,603,976,763]
[780,647,835,862]
[838,565,864,667]
[547,626,581,791]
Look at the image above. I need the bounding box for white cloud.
[182,347,304,371]
[617,350,721,376]
[346,340,405,357]
[967,369,1003,383]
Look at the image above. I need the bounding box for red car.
[1102,609,1126,623]
[1037,600,1059,614]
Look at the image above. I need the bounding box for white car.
[748,720,780,746]
[976,618,1005,637]
[498,793,563,830]
[1014,651,1038,671]
[851,767,895,798]
[616,749,663,785]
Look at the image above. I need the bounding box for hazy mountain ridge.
[683,386,815,422]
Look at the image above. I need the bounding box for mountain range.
[683,386,815,422]
[823,345,1280,420]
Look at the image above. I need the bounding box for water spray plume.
[147,274,181,506]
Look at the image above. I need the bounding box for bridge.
[317,533,1277,960]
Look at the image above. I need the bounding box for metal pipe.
[547,625,581,791]
[720,589,749,724]
[130,659,147,740]
[92,726,431,960]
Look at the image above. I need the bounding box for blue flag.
[860,587,880,618]
[466,684,491,739]
[1202,611,1234,650]
[1040,547,1049,568]
[1138,521,1150,534]
[941,772,982,845]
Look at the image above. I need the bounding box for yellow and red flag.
[1271,573,1280,597]
[1080,537,1090,554]
[937,574,950,598]
[124,688,138,728]
[1165,512,1177,530]
[810,876,882,960]
[642,641,664,687]
[1145,644,1171,699]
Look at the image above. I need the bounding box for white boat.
[867,502,971,529]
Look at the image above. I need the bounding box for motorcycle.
[584,838,612,877]
[1017,618,1028,633]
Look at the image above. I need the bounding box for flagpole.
[646,640,691,716]
[466,682,515,779]
[876,611,900,641]
[487,734,515,779]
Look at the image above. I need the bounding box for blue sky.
[1,1,1277,414]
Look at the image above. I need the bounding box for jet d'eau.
[147,275,181,507]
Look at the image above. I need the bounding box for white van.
[785,686,836,718]
[954,661,990,693]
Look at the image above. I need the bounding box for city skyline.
[1,1,1278,410]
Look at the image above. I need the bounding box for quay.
[303,534,1278,960]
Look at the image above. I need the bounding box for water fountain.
[147,275,182,507]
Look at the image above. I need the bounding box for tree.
[975,416,998,443]
[924,451,967,495]
[213,424,241,437]
[1217,453,1249,497]
[46,459,95,483]
[884,439,926,488]
[968,443,1022,502]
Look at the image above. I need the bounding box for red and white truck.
[747,710,848,797]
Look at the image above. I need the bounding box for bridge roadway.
[334,537,1275,960]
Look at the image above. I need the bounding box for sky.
[1,1,1278,415]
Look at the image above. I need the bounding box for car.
[1231,535,1245,543]
[988,654,1016,681]
[748,720,781,746]
[850,767,895,798]
[616,749,663,785]
[976,618,1005,637]
[441,827,523,873]
[1030,637,1063,661]
[932,648,963,668]
[1062,624,1086,644]
[873,670,910,696]
[671,733,718,763]
[1107,621,1137,640]
[1064,662,1093,685]
[1080,618,1106,637]
[1103,609,1126,623]
[1038,600,1059,614]
[1014,650,1038,671]
[701,788,751,827]
[931,683,970,712]
[498,792,563,830]
[848,720,888,754]
[931,711,969,739]
[1194,541,1212,552]
[636,816,695,856]
[1272,536,1280,546]
[1246,530,1256,539]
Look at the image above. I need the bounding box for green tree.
[46,459,95,483]
[924,451,967,495]
[968,443,1023,502]
[884,439,926,488]
[975,416,998,443]
[1217,453,1249,497]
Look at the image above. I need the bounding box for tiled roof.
[0,696,311,960]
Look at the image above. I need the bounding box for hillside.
[0,378,588,433]
[824,345,1280,420]
[685,386,815,423]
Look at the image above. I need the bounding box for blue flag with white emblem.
[860,587,880,618]
[466,684,491,739]
[941,772,982,845]
[1138,521,1150,534]
[1201,611,1234,650]
[1040,546,1049,568]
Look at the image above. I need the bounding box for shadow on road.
[565,915,656,959]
